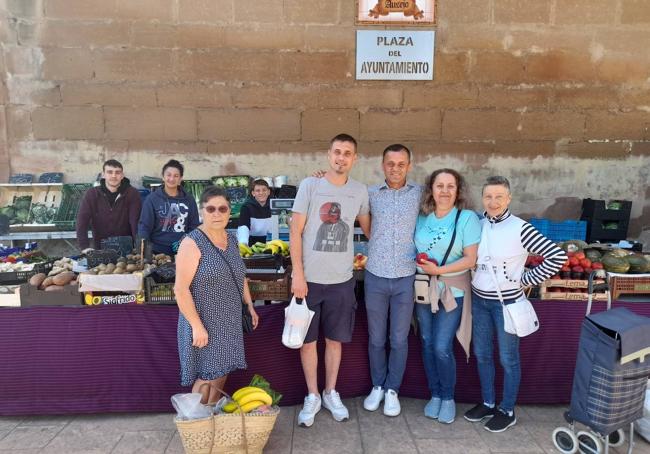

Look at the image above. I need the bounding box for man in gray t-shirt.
[290,134,370,428]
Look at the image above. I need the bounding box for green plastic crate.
[53,183,93,231]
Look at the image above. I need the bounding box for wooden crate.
[540,278,609,301]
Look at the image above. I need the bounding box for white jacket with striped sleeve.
[472,209,567,301]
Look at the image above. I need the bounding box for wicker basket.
[174,385,279,454]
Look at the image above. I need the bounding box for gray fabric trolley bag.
[552,276,650,454]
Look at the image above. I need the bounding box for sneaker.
[484,408,517,433]
[363,386,384,412]
[424,396,442,419]
[383,389,401,417]
[297,393,321,427]
[438,399,455,424]
[322,389,349,422]
[464,403,496,422]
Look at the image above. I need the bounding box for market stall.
[2,298,650,416]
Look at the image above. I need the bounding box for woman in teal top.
[414,168,481,424]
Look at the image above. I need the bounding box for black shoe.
[464,403,496,422]
[484,408,517,433]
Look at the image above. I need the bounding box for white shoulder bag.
[282,296,315,349]
[483,228,539,337]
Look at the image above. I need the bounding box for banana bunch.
[246,240,290,257]
[239,243,254,258]
[223,386,273,414]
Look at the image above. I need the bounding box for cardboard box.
[19,283,82,307]
[0,286,21,307]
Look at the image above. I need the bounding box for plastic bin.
[53,183,93,231]
[581,199,632,222]
[0,261,54,285]
[145,277,176,305]
[529,218,587,242]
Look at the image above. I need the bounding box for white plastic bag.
[635,381,650,442]
[171,393,213,420]
[282,296,314,349]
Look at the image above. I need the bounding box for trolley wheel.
[608,428,625,448]
[552,427,578,454]
[577,430,602,454]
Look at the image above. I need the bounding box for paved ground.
[1,399,649,453]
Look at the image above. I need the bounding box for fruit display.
[221,374,281,415]
[239,240,289,258]
[353,253,368,270]
[0,249,50,272]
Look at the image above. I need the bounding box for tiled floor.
[1,399,649,453]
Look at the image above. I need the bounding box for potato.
[53,271,75,286]
[105,263,116,273]
[126,264,137,273]
[44,285,64,292]
[40,277,54,289]
[48,267,65,276]
[29,273,47,287]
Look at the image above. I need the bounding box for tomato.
[568,257,580,267]
[567,251,575,258]
[574,251,586,260]
[579,258,591,268]
[592,262,604,270]
[550,274,561,280]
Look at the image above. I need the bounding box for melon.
[624,254,650,274]
[583,249,602,262]
[601,253,630,273]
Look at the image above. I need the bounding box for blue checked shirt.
[365,181,422,279]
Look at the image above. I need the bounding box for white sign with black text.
[356,30,435,80]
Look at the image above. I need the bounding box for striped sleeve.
[519,223,568,287]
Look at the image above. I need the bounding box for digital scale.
[269,199,294,240]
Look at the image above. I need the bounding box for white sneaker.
[383,389,401,417]
[363,386,385,411]
[297,393,321,427]
[322,389,349,422]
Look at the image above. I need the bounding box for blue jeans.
[471,292,521,412]
[415,296,463,400]
[364,271,415,393]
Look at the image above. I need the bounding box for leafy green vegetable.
[249,374,282,406]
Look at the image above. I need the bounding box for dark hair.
[420,168,471,215]
[382,143,411,162]
[482,175,511,195]
[103,159,123,171]
[251,179,270,192]
[199,186,230,207]
[162,159,184,177]
[330,133,357,151]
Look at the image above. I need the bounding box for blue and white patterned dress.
[178,229,247,386]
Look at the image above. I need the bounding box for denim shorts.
[303,277,357,343]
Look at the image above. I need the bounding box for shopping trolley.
[552,270,650,454]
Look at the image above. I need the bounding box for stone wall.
[0,0,648,240]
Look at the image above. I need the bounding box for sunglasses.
[203,205,230,214]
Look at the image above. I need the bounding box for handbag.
[282,296,315,349]
[483,230,539,337]
[211,236,254,334]
[414,209,462,304]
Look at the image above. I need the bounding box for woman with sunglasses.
[175,186,259,404]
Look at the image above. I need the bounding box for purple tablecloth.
[1,299,649,416]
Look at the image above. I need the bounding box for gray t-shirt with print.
[292,176,370,285]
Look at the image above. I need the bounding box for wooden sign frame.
[356,0,436,25]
